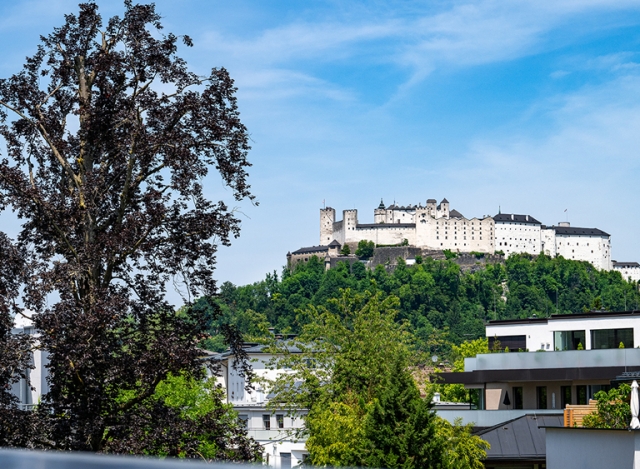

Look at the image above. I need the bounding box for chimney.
[511,214,514,220]
[526,215,529,221]
[559,222,570,227]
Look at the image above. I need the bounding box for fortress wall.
[351,225,416,247]
[556,234,610,270]
[332,220,345,245]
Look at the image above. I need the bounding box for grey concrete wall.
[546,427,639,469]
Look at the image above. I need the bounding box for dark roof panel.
[552,226,610,237]
[426,198,436,203]
[449,209,464,218]
[613,261,640,267]
[493,213,541,224]
[357,223,416,229]
[478,414,563,462]
[291,245,329,255]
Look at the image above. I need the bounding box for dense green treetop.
[205,253,640,359]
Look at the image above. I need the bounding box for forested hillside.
[201,254,640,359]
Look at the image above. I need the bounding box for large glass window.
[537,386,547,409]
[513,387,523,409]
[488,335,526,352]
[591,328,634,349]
[469,388,485,410]
[554,330,586,351]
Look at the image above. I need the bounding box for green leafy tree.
[0,2,259,457]
[583,384,631,429]
[268,290,486,469]
[340,244,351,256]
[436,338,489,404]
[355,240,375,259]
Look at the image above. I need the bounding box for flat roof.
[487,309,640,326]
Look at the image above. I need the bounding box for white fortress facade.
[321,199,496,254]
[318,198,616,271]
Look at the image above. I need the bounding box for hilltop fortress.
[321,198,496,256]
[288,198,640,279]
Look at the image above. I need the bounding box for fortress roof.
[449,209,464,218]
[441,198,449,204]
[387,204,415,210]
[494,213,541,224]
[291,245,329,255]
[328,240,341,247]
[357,223,416,229]
[377,199,385,209]
[427,199,436,203]
[613,261,640,268]
[545,225,610,237]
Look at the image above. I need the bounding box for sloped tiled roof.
[449,209,464,218]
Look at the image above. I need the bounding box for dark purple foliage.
[0,2,260,459]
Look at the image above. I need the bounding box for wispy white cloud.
[441,70,640,244]
[200,0,640,98]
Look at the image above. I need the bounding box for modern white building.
[613,261,640,283]
[440,346,640,413]
[213,344,308,468]
[485,310,640,352]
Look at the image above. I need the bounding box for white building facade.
[10,312,48,410]
[541,223,611,270]
[321,198,495,254]
[214,344,308,468]
[485,310,640,352]
[613,261,640,283]
[494,213,542,256]
[317,199,618,272]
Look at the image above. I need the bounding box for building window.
[576,385,587,405]
[280,453,292,469]
[488,335,526,351]
[591,328,634,349]
[513,387,523,409]
[554,330,586,351]
[276,414,284,429]
[238,414,249,429]
[537,386,547,409]
[263,414,271,430]
[561,386,572,408]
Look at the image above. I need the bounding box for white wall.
[486,315,640,351]
[614,264,640,283]
[495,220,541,256]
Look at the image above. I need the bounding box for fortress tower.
[320,207,335,245]
[374,199,386,224]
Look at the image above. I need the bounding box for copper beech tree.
[0,2,259,458]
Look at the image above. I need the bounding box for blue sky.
[1,1,640,303]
